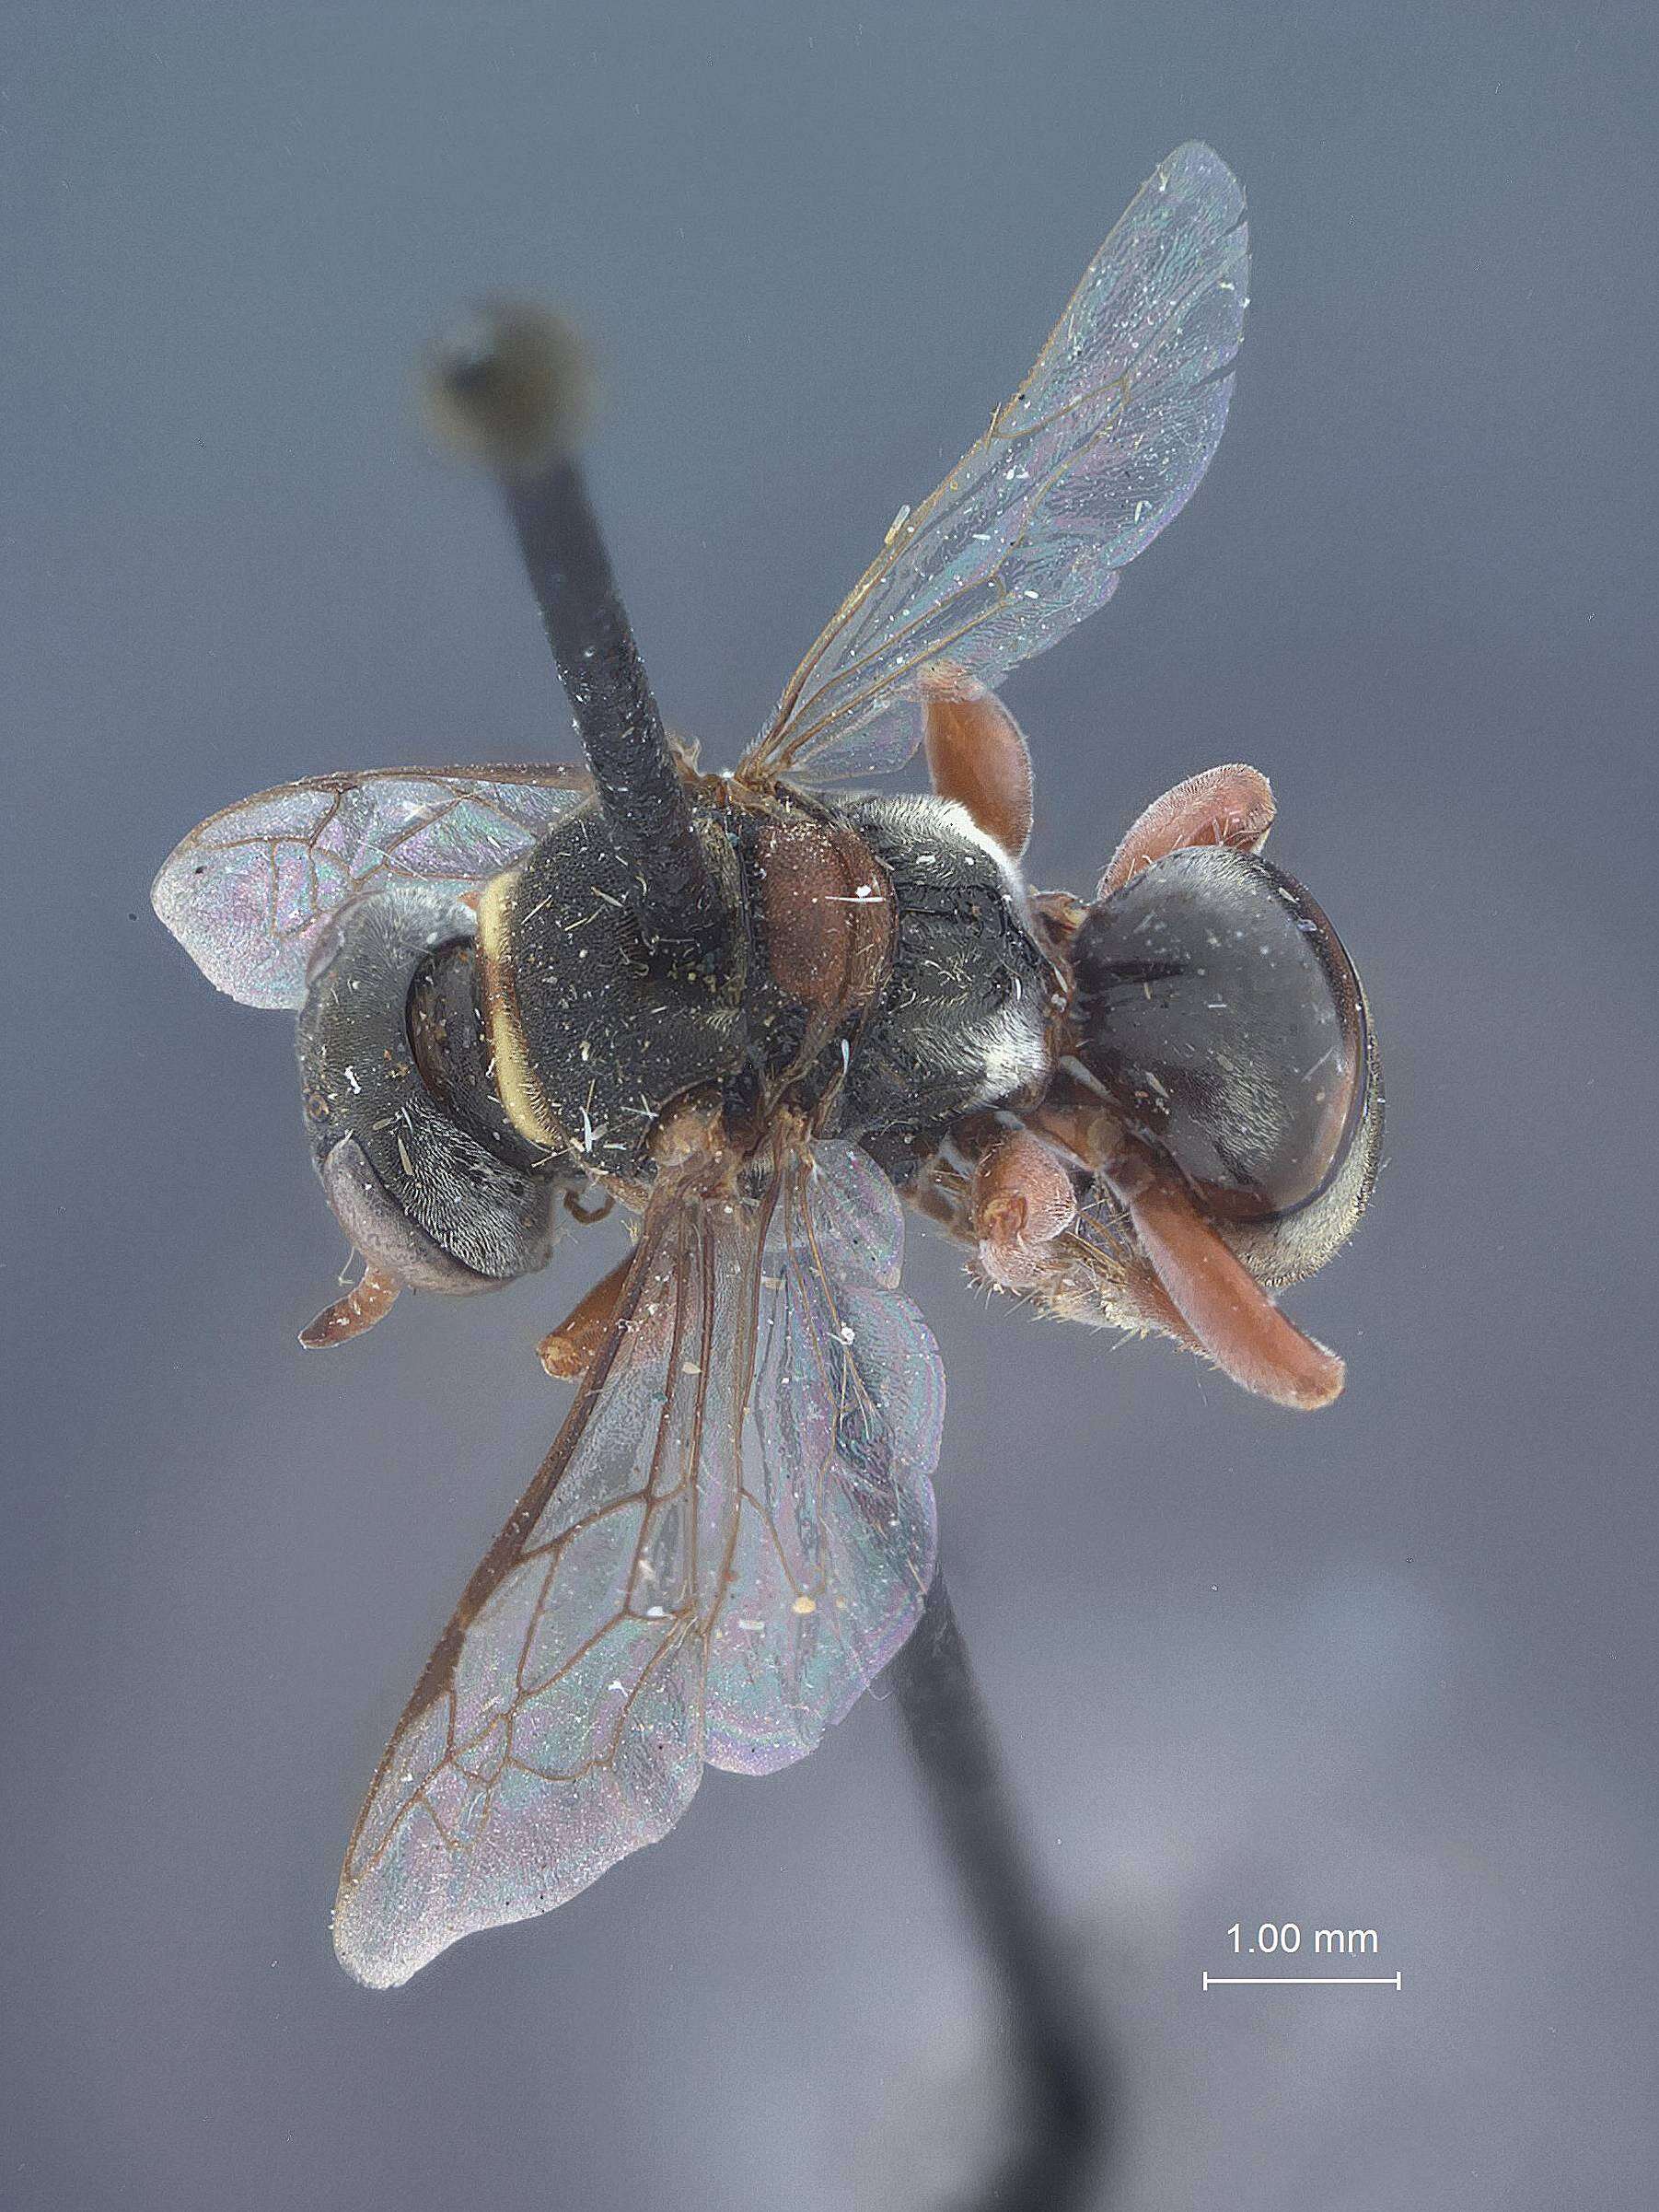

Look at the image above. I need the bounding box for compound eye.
[1070,846,1371,1223]
[296,886,563,1295]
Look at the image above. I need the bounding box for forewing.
[332,1140,943,1987]
[333,1189,716,1989]
[153,764,589,1009]
[742,143,1247,787]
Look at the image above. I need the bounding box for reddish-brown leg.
[970,1128,1077,1291]
[1028,1089,1344,1410]
[563,1185,615,1225]
[537,1252,632,1380]
[1100,1143,1344,1411]
[1098,763,1275,898]
[922,666,1035,859]
[299,1261,401,1349]
[1117,1252,1207,1353]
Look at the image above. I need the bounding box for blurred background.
[4,4,1655,2206]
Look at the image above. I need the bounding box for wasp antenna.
[423,303,729,966]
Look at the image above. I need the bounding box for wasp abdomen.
[1070,845,1382,1284]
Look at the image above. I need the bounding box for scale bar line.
[1202,1973,1401,1989]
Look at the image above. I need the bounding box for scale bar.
[1212,1982,1407,1999]
[1203,1973,1401,1990]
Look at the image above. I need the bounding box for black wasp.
[155,145,1380,1986]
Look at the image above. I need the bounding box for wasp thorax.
[831,794,1057,1144]
[1070,847,1379,1263]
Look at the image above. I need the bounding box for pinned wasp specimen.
[154,144,1379,1987]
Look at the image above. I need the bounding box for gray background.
[5,4,1655,2207]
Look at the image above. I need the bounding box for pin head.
[423,301,593,473]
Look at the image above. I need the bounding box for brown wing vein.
[342,1204,675,1876]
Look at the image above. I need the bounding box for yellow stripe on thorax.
[477,869,570,1152]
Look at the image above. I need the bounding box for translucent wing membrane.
[742,143,1247,788]
[706,1141,943,1772]
[152,765,590,1009]
[332,1139,942,1987]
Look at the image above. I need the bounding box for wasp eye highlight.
[1070,846,1372,1225]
